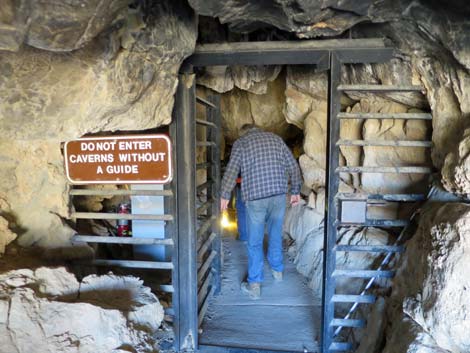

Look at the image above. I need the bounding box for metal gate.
[322,53,432,352]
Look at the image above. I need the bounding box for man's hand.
[220,198,229,211]
[290,194,301,206]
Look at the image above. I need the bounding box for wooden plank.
[197,201,212,215]
[331,318,365,328]
[198,286,215,327]
[198,272,213,308]
[72,235,174,245]
[69,189,173,196]
[71,212,173,221]
[197,181,212,193]
[329,342,354,351]
[337,112,432,120]
[337,84,424,92]
[337,219,409,227]
[197,141,216,147]
[196,162,211,170]
[336,166,432,174]
[337,139,432,147]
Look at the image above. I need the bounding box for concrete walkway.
[199,236,321,352]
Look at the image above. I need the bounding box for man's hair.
[239,123,258,135]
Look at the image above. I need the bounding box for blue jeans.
[235,186,248,241]
[245,194,286,283]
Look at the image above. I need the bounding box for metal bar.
[197,181,212,193]
[87,259,173,270]
[337,112,432,120]
[329,342,354,351]
[322,51,340,353]
[334,245,404,253]
[336,47,394,64]
[71,212,173,221]
[197,201,212,215]
[198,272,213,308]
[332,270,395,278]
[332,294,376,303]
[157,284,174,293]
[197,233,217,261]
[337,84,424,92]
[197,141,216,147]
[198,286,215,327]
[69,189,173,196]
[337,219,409,227]
[196,96,217,109]
[197,217,215,238]
[331,318,365,328]
[337,193,426,202]
[197,250,217,283]
[208,94,222,295]
[185,39,387,67]
[334,210,421,338]
[336,166,432,174]
[175,71,198,351]
[196,162,211,170]
[72,235,174,245]
[336,139,432,147]
[168,110,179,349]
[195,119,217,128]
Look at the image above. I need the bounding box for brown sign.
[64,135,172,184]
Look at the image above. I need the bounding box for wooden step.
[336,139,432,147]
[337,84,424,92]
[196,96,217,109]
[329,342,354,351]
[337,112,432,120]
[336,166,432,174]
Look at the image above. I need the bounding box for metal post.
[168,116,180,349]
[174,70,198,351]
[207,95,222,294]
[321,52,341,353]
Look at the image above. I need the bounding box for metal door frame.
[173,39,395,352]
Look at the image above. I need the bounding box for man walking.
[220,124,302,299]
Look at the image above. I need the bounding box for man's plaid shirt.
[221,128,302,201]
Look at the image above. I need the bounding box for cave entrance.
[172,38,432,353]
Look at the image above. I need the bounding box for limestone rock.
[0,267,163,353]
[221,74,297,143]
[441,128,470,195]
[198,65,281,94]
[0,0,196,141]
[0,0,130,52]
[0,216,16,255]
[382,203,470,352]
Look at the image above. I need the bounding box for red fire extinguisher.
[117,203,131,237]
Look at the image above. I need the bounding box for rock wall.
[376,203,470,353]
[0,266,164,353]
[0,0,197,248]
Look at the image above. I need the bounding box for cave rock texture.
[0,0,197,247]
[0,267,164,353]
[379,203,470,353]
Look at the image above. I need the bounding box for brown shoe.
[241,282,261,300]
